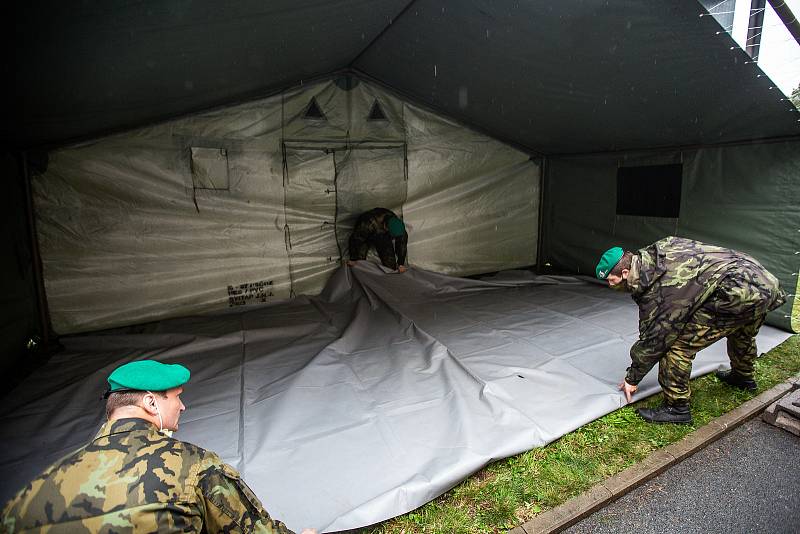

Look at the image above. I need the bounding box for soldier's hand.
[346,260,356,267]
[397,265,407,273]
[300,529,317,534]
[618,380,638,403]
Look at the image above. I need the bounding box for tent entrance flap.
[283,147,338,297]
[283,140,408,295]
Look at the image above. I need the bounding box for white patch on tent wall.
[227,280,274,307]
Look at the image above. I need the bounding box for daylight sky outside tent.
[717,0,800,95]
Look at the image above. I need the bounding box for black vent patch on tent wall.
[616,164,682,218]
[304,97,326,120]
[367,99,388,121]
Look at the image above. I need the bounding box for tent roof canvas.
[9,0,800,153]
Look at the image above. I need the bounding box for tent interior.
[3,0,800,531]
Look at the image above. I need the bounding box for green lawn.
[355,334,800,534]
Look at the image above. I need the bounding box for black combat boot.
[715,370,757,391]
[637,402,692,424]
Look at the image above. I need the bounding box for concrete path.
[511,375,800,534]
[562,416,800,534]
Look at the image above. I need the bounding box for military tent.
[2,1,798,531]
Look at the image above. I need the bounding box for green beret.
[387,216,405,237]
[596,246,624,279]
[106,360,190,395]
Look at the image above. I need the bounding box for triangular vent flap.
[304,97,326,120]
[367,99,389,121]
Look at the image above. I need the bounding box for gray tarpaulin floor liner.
[0,264,791,532]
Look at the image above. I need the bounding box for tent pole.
[21,153,54,352]
[766,0,800,47]
[536,156,547,273]
[746,0,767,60]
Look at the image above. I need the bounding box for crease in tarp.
[350,265,495,394]
[0,263,792,532]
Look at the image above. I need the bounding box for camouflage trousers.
[658,312,766,404]
[349,231,398,269]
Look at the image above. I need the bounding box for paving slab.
[763,389,800,436]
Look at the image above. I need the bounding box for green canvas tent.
[3,2,800,530]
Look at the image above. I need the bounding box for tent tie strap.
[284,224,292,251]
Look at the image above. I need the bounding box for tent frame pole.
[21,153,54,351]
[536,156,547,273]
[746,0,767,60]
[766,0,800,47]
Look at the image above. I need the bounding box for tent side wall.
[1,153,42,371]
[34,78,539,335]
[541,139,800,332]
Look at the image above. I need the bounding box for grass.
[354,334,800,534]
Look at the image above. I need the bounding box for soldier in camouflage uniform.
[595,236,785,424]
[1,360,315,534]
[348,207,408,272]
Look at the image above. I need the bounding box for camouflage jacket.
[625,236,785,385]
[1,418,294,534]
[351,207,408,265]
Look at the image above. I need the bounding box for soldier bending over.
[595,236,785,424]
[348,207,408,272]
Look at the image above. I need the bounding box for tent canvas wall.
[541,139,800,332]
[32,77,539,334]
[28,72,800,336]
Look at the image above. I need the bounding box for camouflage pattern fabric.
[348,207,407,269]
[1,418,294,534]
[624,236,785,391]
[657,309,765,403]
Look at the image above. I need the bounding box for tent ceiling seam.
[346,0,421,69]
